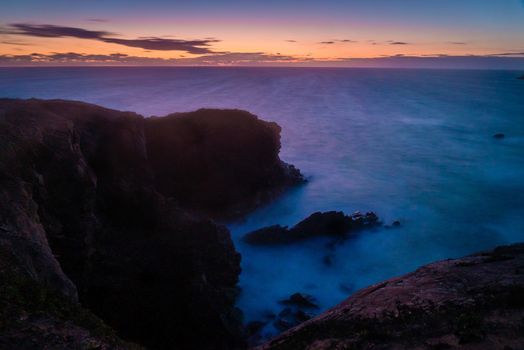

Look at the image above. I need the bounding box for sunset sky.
[1,0,524,68]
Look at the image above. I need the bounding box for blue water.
[2,67,524,338]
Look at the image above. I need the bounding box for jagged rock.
[243,211,379,245]
[272,294,320,334]
[279,293,319,309]
[0,99,303,350]
[256,243,524,350]
[385,220,401,229]
[274,307,315,333]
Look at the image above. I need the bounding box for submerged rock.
[518,75,524,80]
[243,211,380,245]
[0,99,304,350]
[279,293,319,309]
[493,133,505,139]
[256,243,524,350]
[385,220,402,229]
[272,293,319,334]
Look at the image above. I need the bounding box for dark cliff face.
[0,246,143,350]
[256,243,524,350]
[145,109,304,219]
[0,99,302,349]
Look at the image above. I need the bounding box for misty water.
[2,67,524,338]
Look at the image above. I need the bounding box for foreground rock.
[0,247,142,350]
[0,99,303,349]
[256,243,524,350]
[243,211,379,245]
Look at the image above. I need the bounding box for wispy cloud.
[2,23,113,39]
[318,39,357,44]
[1,23,220,54]
[102,37,219,54]
[0,51,302,66]
[1,40,31,46]
[285,39,296,43]
[87,18,108,23]
[2,51,523,69]
[390,41,409,45]
[488,51,524,57]
[449,41,467,45]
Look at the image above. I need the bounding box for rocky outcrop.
[0,99,303,349]
[256,243,524,350]
[145,109,304,219]
[243,211,379,245]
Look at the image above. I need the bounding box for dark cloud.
[2,23,219,54]
[102,37,218,54]
[390,41,409,45]
[318,40,357,44]
[1,40,31,46]
[488,51,524,57]
[3,23,113,39]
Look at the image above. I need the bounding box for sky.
[1,0,524,68]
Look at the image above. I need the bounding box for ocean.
[2,66,524,338]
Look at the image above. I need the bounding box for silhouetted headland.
[0,98,302,350]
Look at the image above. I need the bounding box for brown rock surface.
[256,243,524,350]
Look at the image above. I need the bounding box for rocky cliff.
[145,109,303,219]
[0,98,302,350]
[256,243,524,350]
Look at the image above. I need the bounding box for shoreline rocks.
[256,243,524,350]
[243,211,380,245]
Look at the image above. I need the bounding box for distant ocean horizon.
[2,66,524,339]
